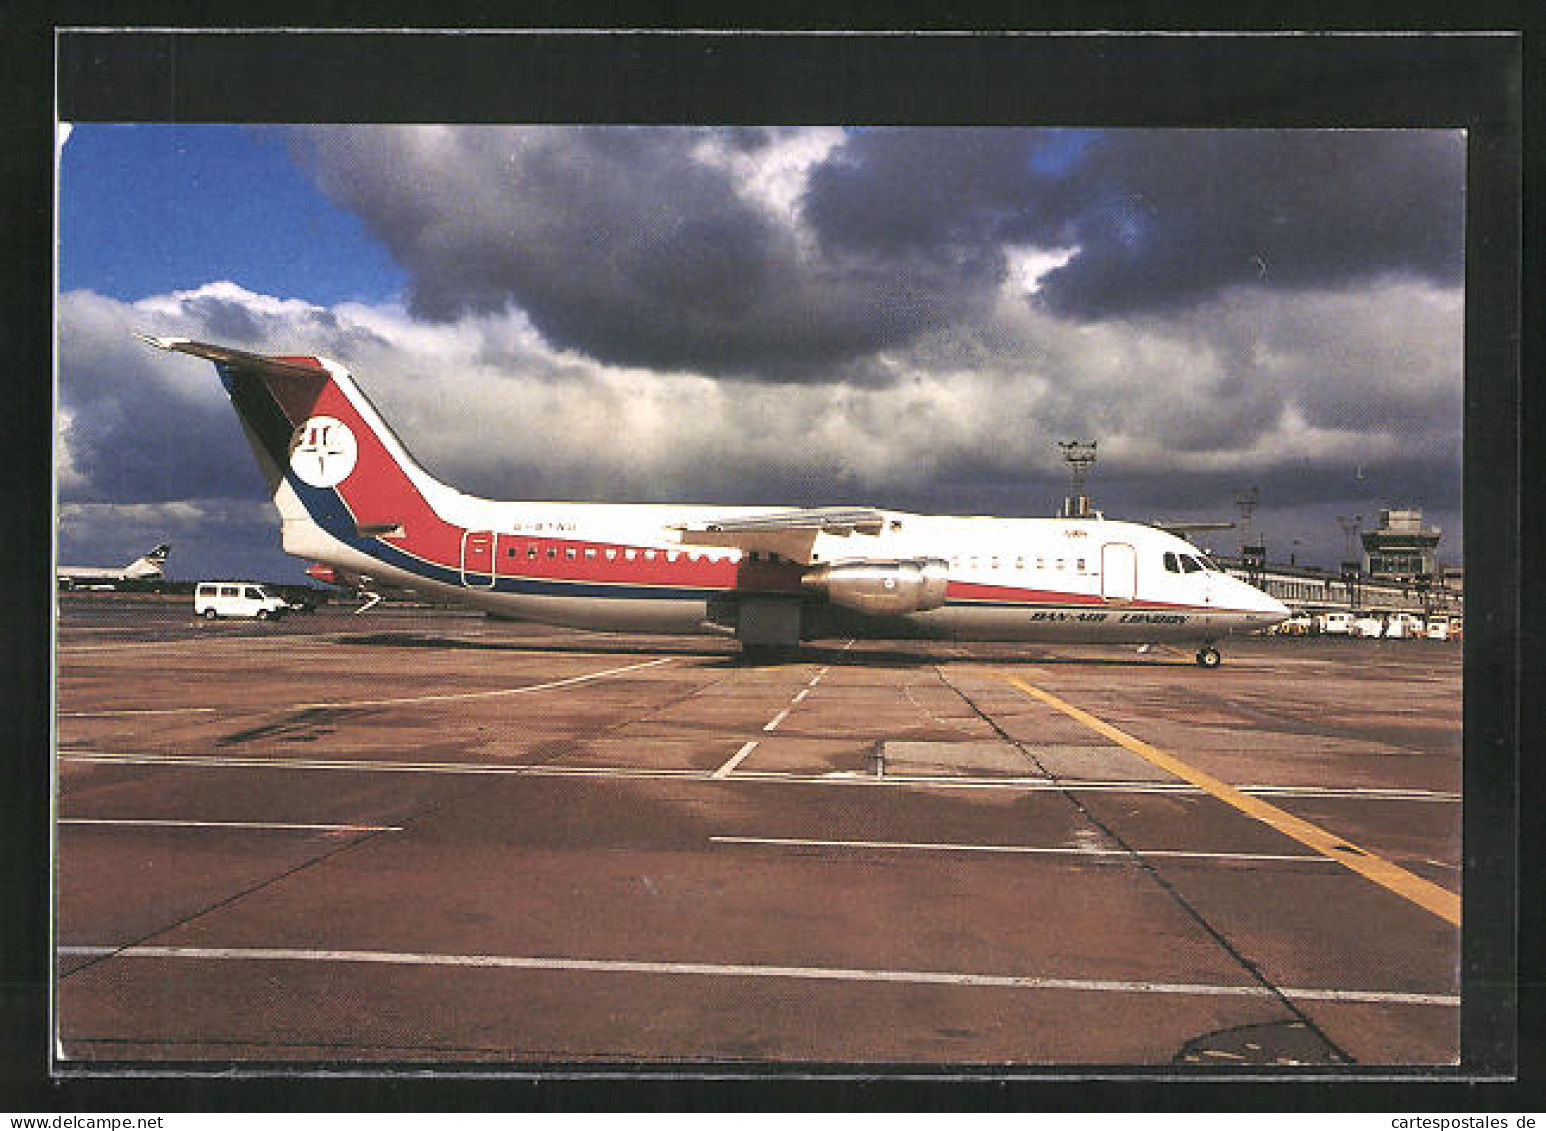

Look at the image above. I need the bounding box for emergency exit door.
[1101,542,1137,603]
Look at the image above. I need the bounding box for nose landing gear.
[1195,645,1222,668]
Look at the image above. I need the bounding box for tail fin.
[136,335,466,585]
[122,542,171,579]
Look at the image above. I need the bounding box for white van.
[1351,615,1385,638]
[1318,611,1354,635]
[195,581,290,621]
[1385,612,1426,639]
[1425,617,1452,641]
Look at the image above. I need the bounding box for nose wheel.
[1195,646,1222,668]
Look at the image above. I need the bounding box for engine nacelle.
[800,558,950,616]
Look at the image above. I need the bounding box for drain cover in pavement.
[1175,1019,1348,1066]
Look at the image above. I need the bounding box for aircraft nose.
[1261,590,1292,622]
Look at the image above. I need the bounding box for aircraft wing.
[1154,520,1235,536]
[675,507,888,564]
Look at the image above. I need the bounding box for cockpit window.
[1180,555,1203,573]
[1163,552,1179,573]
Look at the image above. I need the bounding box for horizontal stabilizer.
[134,334,327,380]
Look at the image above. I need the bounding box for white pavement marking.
[712,741,761,780]
[762,708,791,732]
[792,688,810,704]
[57,657,676,717]
[58,818,402,833]
[52,944,1458,1007]
[54,751,1461,802]
[297,657,676,709]
[60,707,217,717]
[58,633,346,653]
[710,835,1334,864]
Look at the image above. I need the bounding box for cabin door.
[1101,542,1137,603]
[460,529,497,588]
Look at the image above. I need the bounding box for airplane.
[136,335,1290,666]
[57,542,170,591]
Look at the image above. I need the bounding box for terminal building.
[1210,506,1460,621]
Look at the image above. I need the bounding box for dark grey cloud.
[1029,130,1465,318]
[287,127,1464,384]
[286,127,1007,381]
[802,127,1464,319]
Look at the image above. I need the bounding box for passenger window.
[990,556,999,570]
[605,548,617,560]
[1076,558,1085,572]
[546,547,556,560]
[1036,557,1044,570]
[1015,557,1024,570]
[645,550,657,561]
[585,548,597,560]
[1055,559,1064,571]
[1164,552,1179,573]
[528,546,538,559]
[667,551,680,562]
[566,548,577,560]
[970,557,979,570]
[951,556,960,568]
[625,549,637,561]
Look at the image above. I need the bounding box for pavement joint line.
[54,751,1461,801]
[997,673,1462,927]
[51,944,1458,1008]
[711,741,760,780]
[57,818,403,833]
[710,835,1336,864]
[293,656,677,709]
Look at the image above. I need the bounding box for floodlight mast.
[1058,440,1098,518]
[1235,486,1260,552]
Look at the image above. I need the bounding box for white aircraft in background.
[57,543,170,591]
[137,336,1289,665]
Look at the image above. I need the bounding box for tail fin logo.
[288,416,358,489]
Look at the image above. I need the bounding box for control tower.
[1360,508,1441,581]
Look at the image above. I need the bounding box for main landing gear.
[1195,645,1222,669]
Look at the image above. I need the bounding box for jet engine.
[800,558,949,616]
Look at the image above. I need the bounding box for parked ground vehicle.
[1351,615,1385,638]
[1318,611,1354,635]
[194,581,290,620]
[1275,614,1315,636]
[1384,612,1426,638]
[1425,617,1451,640]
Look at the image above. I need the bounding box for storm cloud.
[286,127,1465,382]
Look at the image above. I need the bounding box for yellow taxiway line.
[998,674,1461,927]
